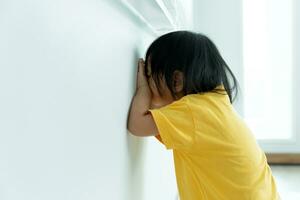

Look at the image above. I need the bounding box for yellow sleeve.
[148,100,195,150]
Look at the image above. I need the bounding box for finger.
[136,59,146,87]
[137,58,149,87]
[138,58,145,75]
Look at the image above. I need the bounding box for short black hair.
[144,30,239,104]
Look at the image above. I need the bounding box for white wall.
[0,0,177,199]
[193,0,244,115]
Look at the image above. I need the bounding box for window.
[243,0,293,139]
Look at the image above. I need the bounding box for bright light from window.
[243,0,293,139]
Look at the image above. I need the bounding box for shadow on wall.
[125,48,146,200]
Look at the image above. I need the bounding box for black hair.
[144,30,239,104]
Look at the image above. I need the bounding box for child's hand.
[135,58,152,99]
[136,58,148,89]
[150,96,170,109]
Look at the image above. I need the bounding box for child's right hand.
[150,92,171,109]
[148,76,171,109]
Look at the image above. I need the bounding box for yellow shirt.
[148,86,280,200]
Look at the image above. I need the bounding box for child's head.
[145,30,239,104]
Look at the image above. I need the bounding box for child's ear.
[173,70,184,93]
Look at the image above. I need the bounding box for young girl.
[127,30,280,200]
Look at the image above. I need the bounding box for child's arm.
[127,58,159,137]
[127,87,159,137]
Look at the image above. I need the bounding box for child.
[127,31,280,200]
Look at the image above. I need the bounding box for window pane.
[243,0,293,139]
